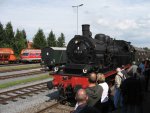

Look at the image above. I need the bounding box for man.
[145,59,150,91]
[139,61,145,75]
[120,68,144,113]
[127,61,138,76]
[121,65,128,78]
[86,72,103,111]
[114,68,126,109]
[72,89,99,113]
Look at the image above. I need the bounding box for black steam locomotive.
[47,24,150,102]
[63,24,137,75]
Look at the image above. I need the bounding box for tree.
[143,47,149,50]
[0,22,5,47]
[21,29,27,48]
[57,33,65,47]
[14,29,27,55]
[47,30,57,47]
[5,22,15,48]
[21,29,27,39]
[32,29,47,49]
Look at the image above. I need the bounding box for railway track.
[0,70,46,80]
[35,99,72,113]
[36,101,61,113]
[0,66,41,73]
[0,63,41,68]
[0,63,29,67]
[0,82,48,104]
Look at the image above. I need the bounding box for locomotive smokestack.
[82,24,91,38]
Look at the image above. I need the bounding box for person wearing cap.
[127,61,138,76]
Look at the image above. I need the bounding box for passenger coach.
[20,49,41,63]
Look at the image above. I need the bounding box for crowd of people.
[71,59,150,113]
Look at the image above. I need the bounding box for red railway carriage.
[0,48,17,64]
[20,49,41,63]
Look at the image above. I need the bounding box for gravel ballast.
[0,89,57,113]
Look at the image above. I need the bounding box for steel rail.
[35,98,67,113]
[0,63,40,67]
[0,70,46,80]
[0,82,48,104]
[0,66,41,73]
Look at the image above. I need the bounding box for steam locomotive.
[47,24,150,101]
[65,25,135,75]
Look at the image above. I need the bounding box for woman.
[97,73,109,113]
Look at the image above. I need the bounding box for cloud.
[0,0,150,48]
[97,18,109,26]
[96,18,138,30]
[116,19,138,30]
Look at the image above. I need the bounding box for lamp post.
[72,4,83,35]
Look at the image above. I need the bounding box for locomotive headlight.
[53,66,59,72]
[75,40,78,44]
[83,68,88,73]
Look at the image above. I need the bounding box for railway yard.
[0,63,150,113]
[1,1,150,113]
[0,63,73,113]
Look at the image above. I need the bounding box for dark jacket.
[120,75,144,105]
[72,104,100,113]
[86,84,103,107]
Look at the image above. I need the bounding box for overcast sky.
[0,0,150,48]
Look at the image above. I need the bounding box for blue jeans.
[114,88,123,109]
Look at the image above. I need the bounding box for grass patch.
[0,64,41,71]
[0,74,52,89]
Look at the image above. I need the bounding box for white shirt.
[99,82,109,103]
[74,103,78,110]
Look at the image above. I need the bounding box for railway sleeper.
[0,101,8,105]
[11,99,18,102]
[26,94,33,96]
[39,90,46,92]
[15,91,26,94]
[19,96,26,99]
[34,92,39,94]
